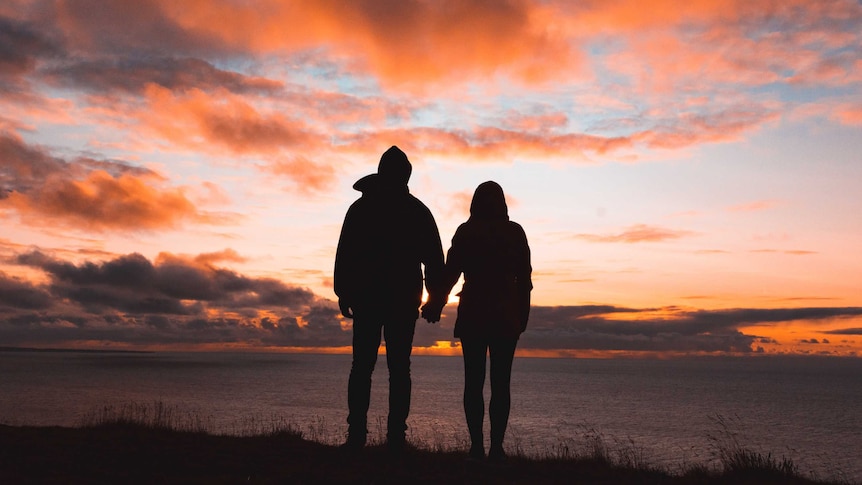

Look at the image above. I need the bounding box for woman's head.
[469,181,508,222]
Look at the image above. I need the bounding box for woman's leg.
[488,338,518,459]
[461,338,488,457]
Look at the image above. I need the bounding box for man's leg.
[461,338,488,458]
[382,318,416,447]
[488,338,518,460]
[346,316,383,447]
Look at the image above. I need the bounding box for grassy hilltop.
[0,417,851,485]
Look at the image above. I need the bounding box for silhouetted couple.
[334,146,532,462]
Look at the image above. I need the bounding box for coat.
[442,182,532,340]
[334,175,445,320]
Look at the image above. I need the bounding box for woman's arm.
[421,226,466,322]
[514,223,533,331]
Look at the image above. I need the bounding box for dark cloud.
[520,306,752,352]
[47,0,229,58]
[16,250,317,311]
[2,250,342,347]
[2,10,280,105]
[518,305,862,353]
[696,307,862,325]
[0,16,61,74]
[0,272,53,309]
[1,134,57,198]
[0,131,155,193]
[0,15,63,95]
[824,328,862,335]
[5,250,862,352]
[45,57,283,95]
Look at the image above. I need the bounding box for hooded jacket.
[442,181,532,339]
[334,147,445,320]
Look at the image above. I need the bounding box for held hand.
[421,298,445,324]
[420,304,441,323]
[338,298,354,319]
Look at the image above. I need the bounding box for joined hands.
[421,297,447,324]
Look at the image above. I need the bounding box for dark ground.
[0,424,845,485]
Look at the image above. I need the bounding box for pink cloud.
[501,111,569,132]
[634,107,780,149]
[727,199,781,212]
[750,249,817,255]
[264,157,336,194]
[834,103,862,125]
[574,224,694,243]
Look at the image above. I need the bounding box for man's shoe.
[386,435,408,458]
[339,435,366,454]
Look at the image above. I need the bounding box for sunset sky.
[2,0,862,357]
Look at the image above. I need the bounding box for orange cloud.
[342,126,633,162]
[834,104,862,125]
[264,157,336,194]
[5,170,203,231]
[92,86,339,191]
[152,0,860,94]
[1,130,232,231]
[155,0,583,89]
[13,0,861,99]
[193,248,247,266]
[137,85,318,154]
[575,224,694,243]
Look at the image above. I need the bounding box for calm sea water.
[1,350,860,481]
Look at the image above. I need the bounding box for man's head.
[378,146,412,186]
[352,146,412,192]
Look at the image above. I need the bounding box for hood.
[352,173,378,193]
[377,145,412,186]
[469,181,508,222]
[353,146,412,194]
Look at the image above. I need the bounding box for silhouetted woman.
[424,181,532,462]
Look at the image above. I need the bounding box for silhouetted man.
[334,146,445,454]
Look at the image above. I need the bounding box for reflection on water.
[1,350,861,481]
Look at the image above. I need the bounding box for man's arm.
[418,204,447,322]
[334,206,357,318]
[422,224,466,324]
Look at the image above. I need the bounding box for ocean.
[1,350,860,481]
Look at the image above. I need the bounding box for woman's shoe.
[488,445,507,464]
